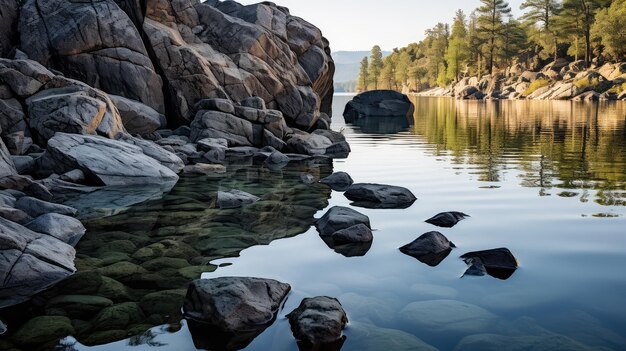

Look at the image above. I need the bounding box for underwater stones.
[455,333,597,351]
[319,172,354,191]
[91,302,146,331]
[343,90,415,122]
[45,295,114,319]
[344,183,417,208]
[216,189,260,209]
[316,206,371,237]
[461,248,519,280]
[11,316,74,348]
[425,211,470,228]
[399,299,496,335]
[25,213,86,246]
[183,277,291,331]
[15,196,77,218]
[348,322,438,351]
[287,296,348,345]
[399,231,456,267]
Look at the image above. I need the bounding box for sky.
[237,0,524,52]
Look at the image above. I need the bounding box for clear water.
[2,96,626,351]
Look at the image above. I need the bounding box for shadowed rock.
[319,172,353,191]
[287,296,348,345]
[332,224,373,244]
[425,212,470,228]
[25,213,86,247]
[399,231,456,267]
[461,248,519,280]
[345,183,416,208]
[316,206,371,237]
[343,90,415,123]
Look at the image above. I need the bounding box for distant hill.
[332,50,391,89]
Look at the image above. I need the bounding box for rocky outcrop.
[344,90,415,122]
[0,0,19,58]
[109,95,165,135]
[425,212,470,228]
[0,139,17,178]
[344,183,417,208]
[399,231,455,267]
[287,296,348,345]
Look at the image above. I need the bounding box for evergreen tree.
[559,0,611,67]
[357,57,369,91]
[369,45,384,89]
[395,51,411,88]
[520,0,560,60]
[467,12,486,77]
[425,23,450,85]
[446,10,469,82]
[476,0,512,74]
[591,0,626,61]
[500,17,528,65]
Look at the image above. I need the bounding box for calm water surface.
[2,96,626,351]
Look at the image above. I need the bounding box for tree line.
[357,0,626,92]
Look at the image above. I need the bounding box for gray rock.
[425,211,470,228]
[461,248,519,280]
[190,110,255,147]
[0,138,17,178]
[197,138,229,151]
[117,136,184,174]
[10,155,34,174]
[25,213,86,246]
[0,0,18,58]
[15,196,77,218]
[183,164,226,176]
[320,172,353,191]
[0,175,53,201]
[331,224,373,244]
[316,206,371,237]
[344,90,415,123]
[399,231,455,267]
[345,183,417,208]
[266,150,290,165]
[241,96,266,110]
[19,0,164,113]
[216,189,260,209]
[109,95,165,135]
[58,170,86,184]
[0,207,32,225]
[300,173,316,184]
[286,132,333,155]
[0,92,28,142]
[287,296,348,344]
[0,58,55,97]
[183,277,291,331]
[36,133,179,186]
[0,217,76,308]
[195,98,236,114]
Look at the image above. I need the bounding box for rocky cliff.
[418,59,626,102]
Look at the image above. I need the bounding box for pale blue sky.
[237,0,524,51]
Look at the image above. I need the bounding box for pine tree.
[559,0,611,67]
[357,57,369,92]
[446,10,469,82]
[369,45,384,89]
[520,0,560,61]
[591,0,626,60]
[500,17,528,66]
[476,0,512,74]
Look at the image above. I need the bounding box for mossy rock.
[141,257,189,271]
[81,329,128,346]
[132,240,198,261]
[92,302,145,331]
[177,265,216,280]
[45,295,113,320]
[74,257,103,271]
[126,324,154,336]
[96,240,137,255]
[98,262,148,283]
[98,252,132,267]
[12,316,75,348]
[71,319,93,336]
[98,276,132,302]
[139,289,186,317]
[52,271,104,295]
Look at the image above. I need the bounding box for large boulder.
[190,110,257,147]
[344,183,417,208]
[0,0,19,58]
[0,58,55,98]
[183,277,291,331]
[0,138,17,178]
[35,133,179,186]
[109,95,165,135]
[19,0,165,112]
[399,231,455,267]
[343,90,415,123]
[287,296,348,345]
[0,217,76,308]
[316,206,371,237]
[142,0,333,127]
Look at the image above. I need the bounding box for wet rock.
[425,211,470,228]
[323,239,373,258]
[35,133,179,186]
[286,132,333,155]
[316,206,371,237]
[319,172,354,191]
[399,231,456,267]
[183,277,291,331]
[461,248,518,280]
[25,213,86,246]
[287,296,348,344]
[331,224,373,244]
[109,95,165,135]
[348,322,438,351]
[216,189,260,209]
[15,196,77,218]
[344,90,415,122]
[399,299,496,335]
[92,302,146,331]
[11,316,74,348]
[266,150,290,165]
[183,164,227,176]
[345,183,417,208]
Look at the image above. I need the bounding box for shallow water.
[2,96,626,351]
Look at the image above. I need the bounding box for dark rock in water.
[183,277,291,332]
[343,90,415,123]
[461,248,519,280]
[216,189,260,209]
[0,319,5,335]
[425,212,470,228]
[319,172,354,191]
[351,115,410,134]
[316,206,371,237]
[322,237,373,258]
[25,213,86,247]
[287,296,348,345]
[400,231,455,267]
[188,317,270,351]
[345,183,416,208]
[332,224,373,244]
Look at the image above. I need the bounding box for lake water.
[2,96,626,350]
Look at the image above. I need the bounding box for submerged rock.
[287,296,348,345]
[25,213,86,246]
[183,277,291,331]
[399,231,456,267]
[319,172,354,191]
[344,183,417,208]
[425,211,470,228]
[316,206,371,237]
[216,190,260,209]
[343,90,415,123]
[461,248,519,280]
[399,299,496,335]
[11,315,75,348]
